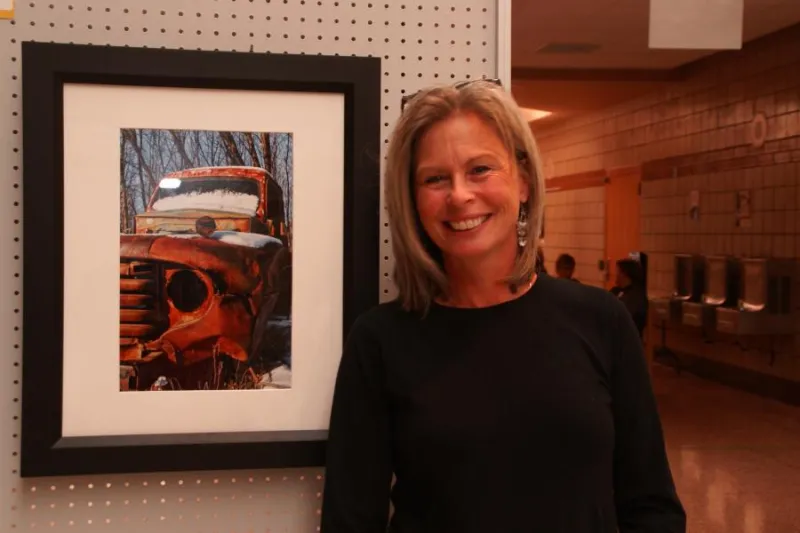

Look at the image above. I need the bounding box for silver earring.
[517,205,528,248]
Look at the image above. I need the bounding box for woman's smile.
[445,214,491,232]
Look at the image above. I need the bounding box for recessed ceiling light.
[535,42,601,54]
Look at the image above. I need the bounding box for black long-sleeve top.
[320,273,686,533]
[615,283,649,338]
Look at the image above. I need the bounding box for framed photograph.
[20,41,381,477]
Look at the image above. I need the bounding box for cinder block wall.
[532,24,800,386]
[541,186,605,288]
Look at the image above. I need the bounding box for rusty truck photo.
[118,128,293,392]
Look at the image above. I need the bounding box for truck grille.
[120,260,168,341]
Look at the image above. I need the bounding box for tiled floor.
[652,363,800,532]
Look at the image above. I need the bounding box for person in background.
[555,252,579,282]
[612,258,648,338]
[320,79,685,533]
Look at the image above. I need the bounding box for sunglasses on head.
[400,76,503,112]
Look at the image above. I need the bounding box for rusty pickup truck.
[119,166,292,391]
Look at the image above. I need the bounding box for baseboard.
[654,350,800,406]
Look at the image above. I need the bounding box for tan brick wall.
[542,186,605,288]
[534,25,800,178]
[640,161,800,296]
[532,24,800,382]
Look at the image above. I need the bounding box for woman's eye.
[423,175,445,185]
[471,165,491,175]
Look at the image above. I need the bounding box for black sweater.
[320,273,685,533]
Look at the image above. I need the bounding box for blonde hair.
[384,79,546,313]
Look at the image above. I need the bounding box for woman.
[320,79,685,532]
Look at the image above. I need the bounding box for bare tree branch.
[123,128,157,193]
[260,132,274,176]
[169,130,193,168]
[219,132,245,165]
[244,132,261,168]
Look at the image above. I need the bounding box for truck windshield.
[151,177,261,216]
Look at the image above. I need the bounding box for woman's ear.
[513,148,531,202]
[518,172,530,204]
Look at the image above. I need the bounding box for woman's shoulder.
[343,298,417,344]
[528,275,642,370]
[532,273,629,327]
[536,272,620,304]
[353,297,414,324]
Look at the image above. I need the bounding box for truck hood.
[120,232,283,294]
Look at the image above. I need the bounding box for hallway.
[654,364,800,532]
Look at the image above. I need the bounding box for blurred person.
[555,252,579,281]
[320,79,685,533]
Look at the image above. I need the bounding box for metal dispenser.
[716,258,798,336]
[674,253,706,302]
[649,254,705,373]
[650,254,705,324]
[682,256,741,330]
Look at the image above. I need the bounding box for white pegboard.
[0,0,501,531]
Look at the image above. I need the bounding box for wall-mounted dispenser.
[682,255,741,331]
[649,254,705,373]
[716,257,798,336]
[673,253,705,302]
[651,254,705,324]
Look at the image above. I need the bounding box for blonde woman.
[320,79,685,533]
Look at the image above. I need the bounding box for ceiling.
[510,0,800,127]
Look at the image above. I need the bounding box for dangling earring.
[516,204,529,248]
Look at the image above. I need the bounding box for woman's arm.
[609,298,686,533]
[320,315,393,533]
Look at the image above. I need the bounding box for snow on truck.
[119,166,292,391]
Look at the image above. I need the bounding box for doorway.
[604,165,642,290]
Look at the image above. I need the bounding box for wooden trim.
[606,164,642,180]
[512,67,685,82]
[545,169,606,192]
[642,143,800,182]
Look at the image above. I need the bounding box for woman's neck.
[438,250,534,308]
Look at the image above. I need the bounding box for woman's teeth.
[448,215,489,231]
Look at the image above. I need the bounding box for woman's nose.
[447,174,474,205]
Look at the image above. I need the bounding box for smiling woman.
[387,78,545,311]
[320,79,687,533]
[412,110,530,295]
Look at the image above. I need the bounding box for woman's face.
[413,110,529,263]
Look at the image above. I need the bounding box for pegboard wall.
[0,0,503,531]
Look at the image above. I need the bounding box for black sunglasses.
[400,77,503,112]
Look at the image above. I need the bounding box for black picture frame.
[20,41,381,478]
